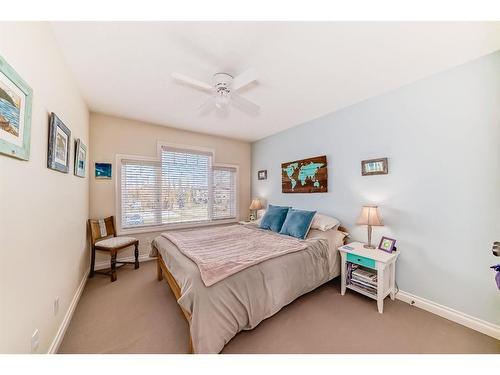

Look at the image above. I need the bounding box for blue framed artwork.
[47,113,71,173]
[0,54,33,160]
[95,162,112,179]
[74,138,87,178]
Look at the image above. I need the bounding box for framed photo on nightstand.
[378,236,396,253]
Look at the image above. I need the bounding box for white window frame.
[115,142,239,235]
[211,163,240,222]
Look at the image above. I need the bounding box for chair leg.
[89,247,96,278]
[110,250,117,282]
[134,243,139,269]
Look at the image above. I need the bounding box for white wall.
[0,23,89,353]
[252,51,500,325]
[89,113,251,265]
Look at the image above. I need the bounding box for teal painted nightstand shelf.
[338,241,400,313]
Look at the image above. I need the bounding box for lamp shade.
[249,198,263,211]
[357,205,383,226]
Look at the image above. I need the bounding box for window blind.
[121,159,161,228]
[119,145,238,230]
[212,166,237,220]
[160,146,212,225]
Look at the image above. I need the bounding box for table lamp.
[357,205,383,249]
[249,198,263,221]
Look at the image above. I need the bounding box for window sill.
[117,218,239,236]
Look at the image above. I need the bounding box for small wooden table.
[338,242,400,313]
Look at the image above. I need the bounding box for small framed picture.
[95,162,112,179]
[378,236,396,253]
[74,139,87,178]
[361,157,388,176]
[47,113,71,173]
[258,170,267,180]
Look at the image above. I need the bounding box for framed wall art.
[361,157,388,176]
[47,113,71,173]
[95,162,112,179]
[0,54,33,160]
[281,155,327,193]
[74,138,87,178]
[258,170,267,180]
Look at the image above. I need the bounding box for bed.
[151,222,347,354]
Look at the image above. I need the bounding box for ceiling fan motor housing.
[213,72,233,96]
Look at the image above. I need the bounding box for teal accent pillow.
[279,209,317,239]
[259,204,290,233]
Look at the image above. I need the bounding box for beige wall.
[0,23,89,353]
[89,113,251,264]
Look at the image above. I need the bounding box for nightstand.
[338,241,400,313]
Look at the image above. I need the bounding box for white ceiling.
[51,22,500,142]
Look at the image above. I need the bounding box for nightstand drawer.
[347,253,376,269]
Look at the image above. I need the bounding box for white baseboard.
[47,256,154,353]
[94,254,154,270]
[47,269,89,354]
[396,290,500,340]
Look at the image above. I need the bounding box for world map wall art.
[281,155,327,193]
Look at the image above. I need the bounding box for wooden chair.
[88,216,139,282]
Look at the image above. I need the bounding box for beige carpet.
[59,260,500,354]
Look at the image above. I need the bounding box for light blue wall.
[252,51,500,325]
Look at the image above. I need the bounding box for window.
[160,145,212,225]
[121,158,161,228]
[118,144,238,231]
[212,165,237,220]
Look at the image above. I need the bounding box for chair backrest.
[88,216,116,245]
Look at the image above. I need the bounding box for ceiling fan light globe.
[215,93,230,109]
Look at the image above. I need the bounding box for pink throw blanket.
[162,225,307,286]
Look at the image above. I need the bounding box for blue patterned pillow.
[259,205,290,233]
[279,209,317,239]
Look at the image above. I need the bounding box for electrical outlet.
[54,297,59,316]
[31,329,39,353]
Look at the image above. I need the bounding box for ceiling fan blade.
[197,96,215,116]
[232,68,258,91]
[215,105,230,118]
[231,93,260,115]
[171,72,212,92]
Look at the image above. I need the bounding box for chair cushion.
[95,236,137,248]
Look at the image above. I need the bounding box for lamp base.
[363,244,376,249]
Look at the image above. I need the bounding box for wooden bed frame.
[155,225,349,354]
[156,252,194,353]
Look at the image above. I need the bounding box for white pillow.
[310,213,340,232]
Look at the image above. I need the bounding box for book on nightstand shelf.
[352,268,377,283]
[348,263,378,295]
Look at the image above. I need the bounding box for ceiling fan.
[171,69,260,116]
